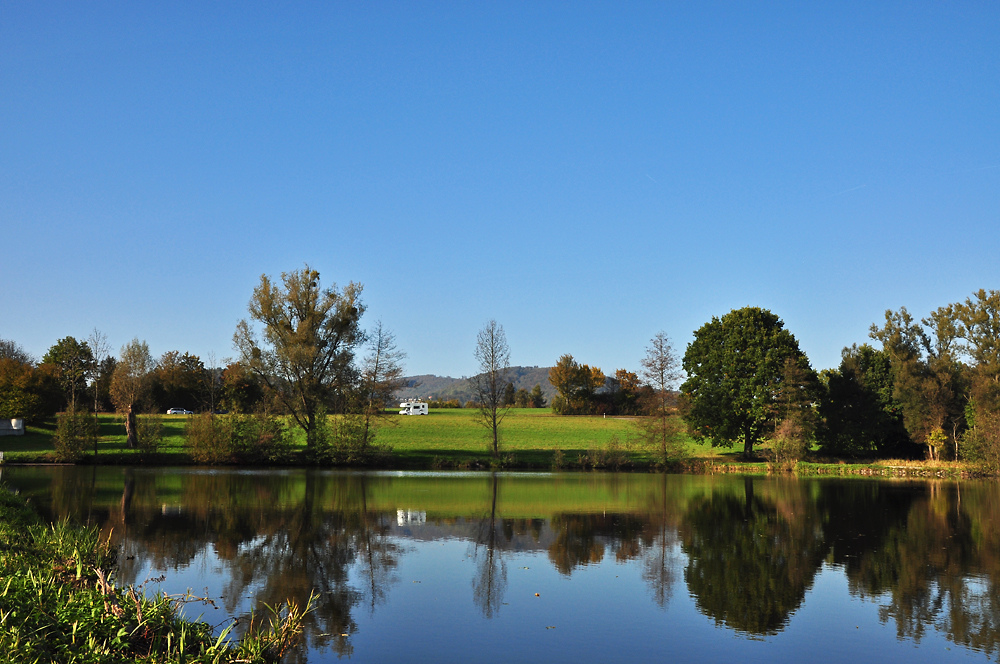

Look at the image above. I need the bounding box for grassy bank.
[0,409,986,477]
[0,485,308,663]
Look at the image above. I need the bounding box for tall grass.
[0,486,311,663]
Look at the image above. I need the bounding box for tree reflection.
[471,473,508,618]
[680,477,827,635]
[12,467,1000,659]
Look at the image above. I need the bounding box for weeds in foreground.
[0,486,312,663]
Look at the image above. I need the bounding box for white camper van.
[399,401,429,416]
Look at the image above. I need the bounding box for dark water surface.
[3,466,999,663]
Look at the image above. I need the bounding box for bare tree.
[470,320,511,458]
[359,320,407,447]
[639,331,685,464]
[87,328,112,455]
[110,339,155,449]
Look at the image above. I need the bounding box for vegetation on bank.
[0,485,310,663]
[0,408,991,477]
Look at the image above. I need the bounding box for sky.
[2,2,998,378]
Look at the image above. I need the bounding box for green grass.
[2,410,713,468]
[5,409,971,477]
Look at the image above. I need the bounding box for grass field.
[0,408,716,468]
[1,409,979,477]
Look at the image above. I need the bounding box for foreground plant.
[0,486,311,663]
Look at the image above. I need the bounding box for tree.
[548,354,605,415]
[357,320,406,449]
[503,381,516,407]
[42,336,95,412]
[469,319,511,457]
[87,329,113,454]
[233,266,365,455]
[819,344,910,457]
[681,307,812,458]
[530,383,546,409]
[639,332,685,463]
[220,361,265,414]
[110,339,156,449]
[153,350,205,412]
[0,338,33,364]
[0,357,60,422]
[514,388,530,408]
[870,306,967,458]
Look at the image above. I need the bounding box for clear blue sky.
[2,2,998,377]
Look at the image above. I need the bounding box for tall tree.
[469,319,511,457]
[639,332,684,463]
[110,339,156,449]
[681,307,812,458]
[870,306,967,458]
[42,336,95,412]
[233,266,365,454]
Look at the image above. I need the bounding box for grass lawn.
[0,409,716,468]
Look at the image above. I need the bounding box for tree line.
[537,290,1000,465]
[3,268,999,466]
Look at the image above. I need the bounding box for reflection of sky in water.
[4,468,998,663]
[131,533,978,664]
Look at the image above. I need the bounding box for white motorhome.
[399,401,429,416]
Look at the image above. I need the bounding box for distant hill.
[397,366,556,403]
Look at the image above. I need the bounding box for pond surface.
[2,466,999,663]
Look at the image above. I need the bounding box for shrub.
[309,413,391,466]
[53,407,96,462]
[136,414,163,455]
[187,412,290,464]
[768,418,808,471]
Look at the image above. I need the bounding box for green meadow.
[0,408,715,468]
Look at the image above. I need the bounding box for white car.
[166,408,194,415]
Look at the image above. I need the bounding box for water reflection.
[4,467,1000,662]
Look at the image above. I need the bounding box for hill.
[397,366,556,404]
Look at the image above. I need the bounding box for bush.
[53,408,96,462]
[136,414,163,455]
[309,413,391,466]
[768,419,808,471]
[187,412,290,464]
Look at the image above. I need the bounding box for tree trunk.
[743,423,754,458]
[124,404,138,449]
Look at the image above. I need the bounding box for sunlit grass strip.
[0,485,311,663]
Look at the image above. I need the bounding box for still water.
[2,466,998,663]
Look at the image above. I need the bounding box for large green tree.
[681,307,813,457]
[233,266,365,454]
[42,336,95,412]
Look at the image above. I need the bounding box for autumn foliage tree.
[549,354,605,415]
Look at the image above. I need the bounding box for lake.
[2,466,998,663]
